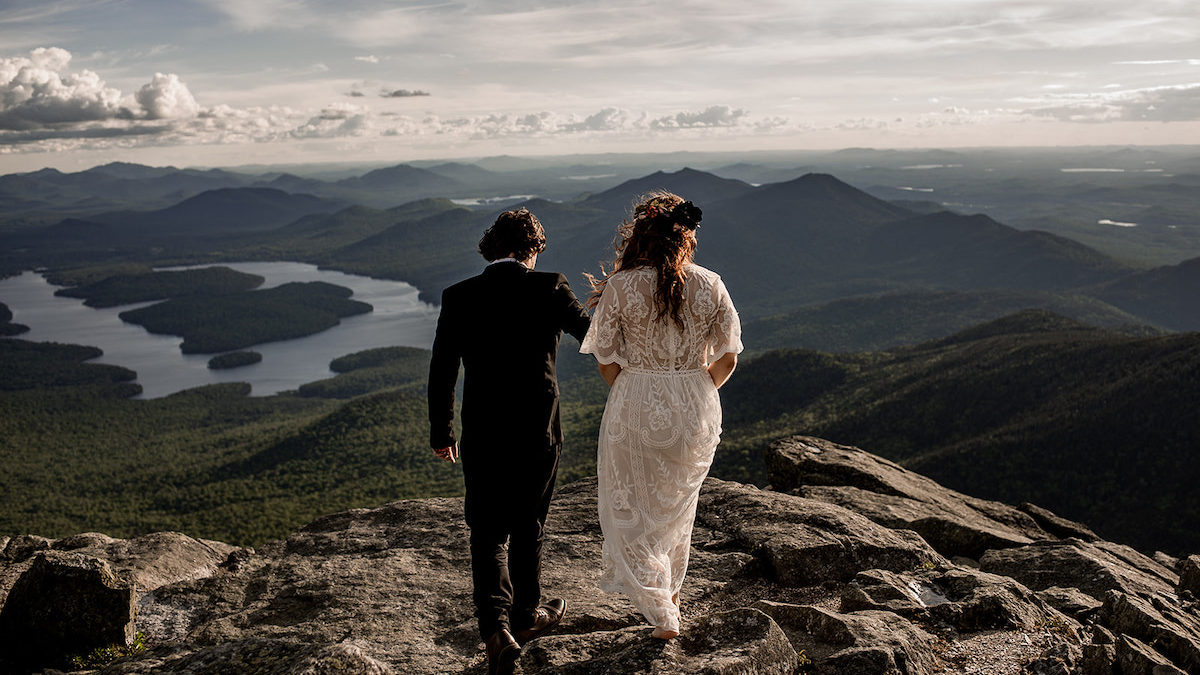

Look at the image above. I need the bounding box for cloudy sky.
[1,0,1198,171]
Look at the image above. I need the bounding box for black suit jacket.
[428,262,591,453]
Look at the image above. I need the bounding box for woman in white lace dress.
[580,192,742,639]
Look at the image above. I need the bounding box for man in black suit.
[428,208,590,675]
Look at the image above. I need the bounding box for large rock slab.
[58,531,238,592]
[697,478,946,585]
[3,533,51,563]
[136,479,767,674]
[800,484,1034,559]
[1115,635,1186,675]
[0,551,136,672]
[1,531,239,609]
[98,637,394,674]
[753,600,940,675]
[1036,586,1103,621]
[1098,591,1200,673]
[766,436,1056,558]
[520,608,798,674]
[5,436,1188,674]
[1179,555,1200,598]
[840,566,1077,633]
[1017,502,1099,542]
[979,539,1179,601]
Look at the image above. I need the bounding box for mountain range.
[2,157,1199,559]
[4,162,1198,342]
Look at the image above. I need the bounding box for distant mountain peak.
[584,167,754,209]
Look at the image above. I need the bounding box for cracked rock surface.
[2,435,1198,674]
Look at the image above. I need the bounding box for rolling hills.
[2,308,1197,555]
[3,156,1199,557]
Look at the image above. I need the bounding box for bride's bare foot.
[651,627,679,640]
[671,592,680,608]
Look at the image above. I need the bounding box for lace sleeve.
[579,279,628,367]
[707,277,743,363]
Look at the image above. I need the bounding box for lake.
[0,262,439,398]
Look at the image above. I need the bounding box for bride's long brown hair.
[587,191,703,329]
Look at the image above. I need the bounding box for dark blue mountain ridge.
[692,173,1139,312]
[1090,256,1200,331]
[423,162,500,183]
[87,187,346,235]
[258,173,329,194]
[84,162,182,180]
[859,210,1131,290]
[581,167,755,212]
[336,164,460,192]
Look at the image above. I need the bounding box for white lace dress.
[579,263,743,632]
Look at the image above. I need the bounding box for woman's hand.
[707,352,737,389]
[598,362,622,387]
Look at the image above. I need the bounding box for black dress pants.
[462,444,560,639]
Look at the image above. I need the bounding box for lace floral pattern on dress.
[580,264,742,633]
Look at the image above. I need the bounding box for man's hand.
[433,442,459,463]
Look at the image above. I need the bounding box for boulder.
[1154,551,1181,571]
[766,436,1055,558]
[1036,586,1103,620]
[1115,635,1186,675]
[0,551,136,672]
[1080,642,1117,675]
[54,531,119,550]
[1017,502,1099,542]
[979,539,1178,600]
[840,569,928,616]
[800,484,1034,559]
[1024,642,1083,675]
[1098,591,1200,673]
[841,566,1075,633]
[697,478,946,585]
[4,533,52,562]
[520,608,798,674]
[754,600,940,675]
[1,531,240,610]
[1178,555,1200,598]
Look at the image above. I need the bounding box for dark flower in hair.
[674,201,702,230]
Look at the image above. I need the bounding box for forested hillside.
[2,310,1197,556]
[716,310,1200,553]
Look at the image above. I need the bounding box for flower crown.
[636,198,703,234]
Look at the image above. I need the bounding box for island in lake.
[118,281,373,353]
[207,351,263,370]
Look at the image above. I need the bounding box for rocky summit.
[1,435,1198,674]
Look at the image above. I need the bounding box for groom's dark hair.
[478,208,547,262]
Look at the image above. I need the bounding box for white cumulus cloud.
[649,106,747,130]
[136,72,200,119]
[290,102,373,138]
[0,47,202,134]
[0,47,124,130]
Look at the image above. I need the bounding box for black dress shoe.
[514,598,566,644]
[486,628,520,675]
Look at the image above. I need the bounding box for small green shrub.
[69,631,148,668]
